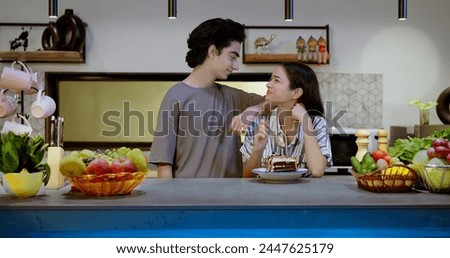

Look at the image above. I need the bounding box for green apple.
[59,155,86,176]
[126,148,148,172]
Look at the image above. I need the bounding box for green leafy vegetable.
[387,128,450,164]
[388,137,433,163]
[0,132,48,173]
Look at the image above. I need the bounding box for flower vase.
[419,109,430,125]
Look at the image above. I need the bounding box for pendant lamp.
[168,0,177,19]
[398,0,407,20]
[285,0,293,21]
[49,0,58,18]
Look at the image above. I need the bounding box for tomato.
[371,149,387,162]
[381,154,391,164]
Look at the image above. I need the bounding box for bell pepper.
[351,152,377,174]
[350,156,361,173]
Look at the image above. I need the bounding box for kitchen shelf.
[0,50,85,63]
[244,54,298,63]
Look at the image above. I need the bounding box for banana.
[390,166,399,176]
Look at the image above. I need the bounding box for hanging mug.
[0,89,17,118]
[0,61,33,93]
[1,114,33,135]
[23,67,44,95]
[31,90,56,119]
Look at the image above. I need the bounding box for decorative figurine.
[254,34,276,54]
[307,36,317,62]
[296,36,306,62]
[317,36,328,64]
[9,27,31,51]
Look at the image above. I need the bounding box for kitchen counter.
[1,175,450,237]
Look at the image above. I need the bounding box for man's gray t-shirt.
[149,82,264,178]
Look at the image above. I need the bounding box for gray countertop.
[1,175,449,210]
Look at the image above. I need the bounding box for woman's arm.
[302,117,327,177]
[292,104,327,177]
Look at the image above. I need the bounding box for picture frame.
[243,25,330,64]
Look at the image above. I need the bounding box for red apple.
[111,157,137,173]
[433,138,448,148]
[427,147,437,159]
[434,146,450,159]
[86,158,112,175]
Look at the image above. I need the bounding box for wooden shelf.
[0,50,85,63]
[244,54,329,65]
[244,54,298,63]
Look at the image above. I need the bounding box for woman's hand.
[291,103,308,123]
[253,118,269,151]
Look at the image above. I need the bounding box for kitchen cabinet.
[1,176,449,237]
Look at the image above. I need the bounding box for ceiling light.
[398,0,407,20]
[285,0,294,21]
[48,0,58,18]
[168,0,177,19]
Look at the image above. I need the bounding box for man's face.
[213,41,241,80]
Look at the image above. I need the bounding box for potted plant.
[409,98,438,125]
[0,131,49,198]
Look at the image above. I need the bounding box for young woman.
[240,62,332,178]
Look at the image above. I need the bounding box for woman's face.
[265,65,299,105]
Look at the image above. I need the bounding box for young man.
[149,18,266,178]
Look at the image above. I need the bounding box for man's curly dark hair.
[185,18,246,68]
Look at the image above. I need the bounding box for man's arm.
[229,100,274,133]
[157,163,173,178]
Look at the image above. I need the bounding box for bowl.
[350,164,417,193]
[66,171,146,196]
[1,170,44,198]
[410,163,450,193]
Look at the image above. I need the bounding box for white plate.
[252,168,308,183]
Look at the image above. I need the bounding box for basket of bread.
[350,150,417,193]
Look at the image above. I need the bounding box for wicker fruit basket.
[67,171,146,196]
[350,164,418,193]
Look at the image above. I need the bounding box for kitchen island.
[1,175,449,237]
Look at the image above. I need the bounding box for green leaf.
[1,141,19,172]
[408,98,438,110]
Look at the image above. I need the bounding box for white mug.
[31,90,56,119]
[0,89,17,118]
[1,114,33,135]
[0,61,33,93]
[24,67,44,95]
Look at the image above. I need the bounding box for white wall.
[1,0,449,129]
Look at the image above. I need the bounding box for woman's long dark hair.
[281,62,324,117]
